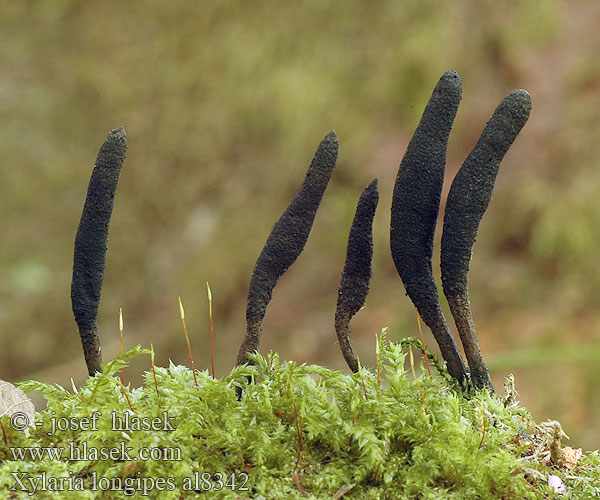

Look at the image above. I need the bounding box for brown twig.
[520,476,552,500]
[293,474,310,498]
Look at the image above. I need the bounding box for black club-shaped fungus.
[335,178,379,372]
[441,89,532,390]
[390,71,468,383]
[71,126,127,376]
[237,131,338,366]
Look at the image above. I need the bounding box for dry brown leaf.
[563,446,583,470]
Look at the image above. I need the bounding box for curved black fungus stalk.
[335,179,379,372]
[237,131,338,367]
[71,126,127,376]
[442,89,532,391]
[390,71,468,383]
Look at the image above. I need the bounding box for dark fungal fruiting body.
[335,179,379,372]
[390,71,468,383]
[71,126,127,376]
[442,89,532,298]
[237,131,338,367]
[441,89,532,390]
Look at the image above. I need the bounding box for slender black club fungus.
[71,126,127,376]
[335,179,379,373]
[441,89,532,390]
[390,71,468,383]
[237,131,338,366]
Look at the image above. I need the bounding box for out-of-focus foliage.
[1,0,599,450]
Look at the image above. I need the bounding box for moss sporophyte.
[2,71,599,498]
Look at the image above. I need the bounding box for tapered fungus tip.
[440,70,462,84]
[505,89,532,118]
[509,88,531,102]
[95,126,127,170]
[321,130,338,151]
[436,71,462,99]
[485,90,532,144]
[109,126,127,140]
[443,69,460,78]
[106,127,127,151]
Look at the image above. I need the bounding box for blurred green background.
[2,1,600,449]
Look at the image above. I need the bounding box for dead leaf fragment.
[562,446,582,470]
[0,380,36,437]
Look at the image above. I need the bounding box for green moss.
[1,335,598,499]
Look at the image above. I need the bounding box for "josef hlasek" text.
[46,411,175,436]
